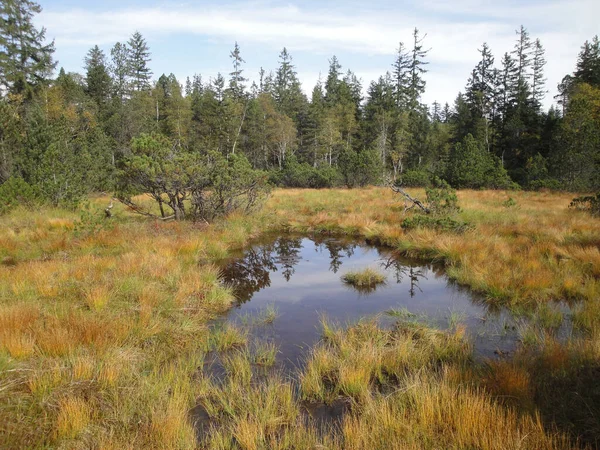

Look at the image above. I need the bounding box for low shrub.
[425,177,460,215]
[569,193,600,216]
[400,170,432,187]
[276,156,342,188]
[401,215,473,233]
[0,177,39,215]
[529,179,563,191]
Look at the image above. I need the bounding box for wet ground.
[218,234,530,372]
[193,234,577,441]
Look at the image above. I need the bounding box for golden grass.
[0,188,599,448]
[341,267,387,289]
[55,396,92,439]
[341,372,571,450]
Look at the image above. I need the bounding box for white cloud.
[38,0,600,108]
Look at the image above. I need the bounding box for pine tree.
[392,42,410,109]
[441,102,451,123]
[0,0,56,96]
[407,28,429,109]
[574,36,600,87]
[84,45,111,107]
[228,42,246,99]
[110,42,129,102]
[127,31,152,91]
[510,25,533,108]
[273,48,305,121]
[555,74,573,115]
[431,101,441,122]
[531,39,547,111]
[325,55,342,105]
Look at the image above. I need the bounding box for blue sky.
[36,0,599,109]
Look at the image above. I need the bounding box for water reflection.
[215,235,572,374]
[381,255,441,297]
[220,245,277,303]
[222,236,434,302]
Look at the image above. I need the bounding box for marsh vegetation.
[1,0,600,447]
[341,268,387,291]
[0,187,599,449]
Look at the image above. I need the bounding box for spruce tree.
[392,42,410,109]
[325,55,342,105]
[465,43,496,150]
[431,101,441,122]
[510,25,533,108]
[274,48,305,120]
[110,42,129,102]
[531,39,547,111]
[228,42,246,99]
[441,103,451,123]
[0,0,56,96]
[407,28,429,109]
[574,36,600,87]
[127,31,152,91]
[84,45,111,107]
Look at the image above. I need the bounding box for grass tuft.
[341,268,387,291]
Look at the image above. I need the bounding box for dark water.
[218,235,526,372]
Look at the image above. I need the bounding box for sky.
[36,0,600,109]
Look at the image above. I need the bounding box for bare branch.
[117,197,175,221]
[390,184,430,214]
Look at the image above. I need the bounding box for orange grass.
[0,188,598,448]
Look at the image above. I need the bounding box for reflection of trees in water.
[380,256,429,297]
[313,239,357,273]
[221,237,304,302]
[274,237,303,281]
[223,237,436,302]
[221,246,277,303]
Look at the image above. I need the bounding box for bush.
[446,134,515,189]
[193,152,271,222]
[529,179,563,191]
[502,197,517,208]
[118,133,270,221]
[400,170,432,187]
[277,156,342,188]
[0,177,39,215]
[425,177,460,215]
[338,148,382,188]
[311,166,343,188]
[395,177,471,233]
[401,215,473,233]
[569,193,600,216]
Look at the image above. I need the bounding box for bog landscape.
[1,1,600,449]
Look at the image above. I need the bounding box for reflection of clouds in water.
[223,235,528,364]
[222,236,466,305]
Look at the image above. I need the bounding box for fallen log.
[390,185,431,214]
